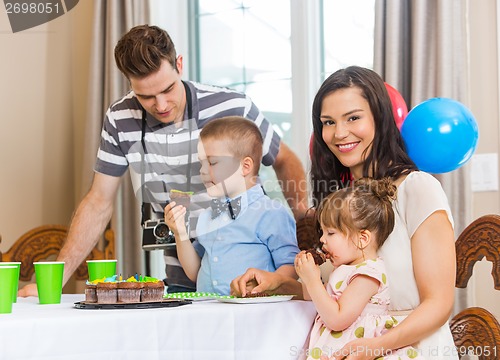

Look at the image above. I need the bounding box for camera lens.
[154,222,170,239]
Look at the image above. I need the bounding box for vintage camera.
[142,219,176,250]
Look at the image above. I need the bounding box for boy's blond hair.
[199,116,263,176]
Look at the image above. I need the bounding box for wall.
[0,2,93,291]
[468,0,500,319]
[69,1,94,203]
[1,8,71,241]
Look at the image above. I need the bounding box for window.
[321,0,375,77]
[189,0,375,203]
[193,0,293,140]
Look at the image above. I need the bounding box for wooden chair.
[296,207,321,251]
[450,214,500,359]
[0,224,115,282]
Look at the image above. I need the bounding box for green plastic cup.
[0,262,21,303]
[34,261,65,304]
[86,259,117,281]
[0,266,18,313]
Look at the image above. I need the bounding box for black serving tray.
[74,298,192,310]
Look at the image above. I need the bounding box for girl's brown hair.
[316,177,397,249]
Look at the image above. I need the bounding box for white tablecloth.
[0,294,317,360]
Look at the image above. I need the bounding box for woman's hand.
[230,268,282,297]
[295,251,321,284]
[231,268,304,298]
[329,337,382,360]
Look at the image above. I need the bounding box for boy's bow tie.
[211,197,241,220]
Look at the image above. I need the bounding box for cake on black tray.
[85,275,164,303]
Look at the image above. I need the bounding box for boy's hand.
[294,251,321,284]
[164,202,188,240]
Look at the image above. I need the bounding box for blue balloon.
[401,98,479,173]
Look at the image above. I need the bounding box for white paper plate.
[216,295,294,304]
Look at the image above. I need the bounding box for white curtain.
[81,0,150,277]
[373,0,472,313]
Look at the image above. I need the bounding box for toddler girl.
[295,178,423,360]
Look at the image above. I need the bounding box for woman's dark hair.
[310,66,417,205]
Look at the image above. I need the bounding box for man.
[19,25,307,296]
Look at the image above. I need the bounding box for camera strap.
[140,80,193,226]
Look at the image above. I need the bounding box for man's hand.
[18,283,38,297]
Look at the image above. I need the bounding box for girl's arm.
[164,202,201,281]
[301,280,312,301]
[296,252,379,331]
[333,210,455,360]
[294,251,317,302]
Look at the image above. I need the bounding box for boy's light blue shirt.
[193,185,299,295]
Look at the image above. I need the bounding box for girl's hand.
[163,201,188,239]
[294,251,321,284]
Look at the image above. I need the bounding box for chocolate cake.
[96,282,118,304]
[88,275,165,304]
[84,284,97,303]
[306,248,326,265]
[117,281,144,303]
[141,280,165,302]
[242,292,268,298]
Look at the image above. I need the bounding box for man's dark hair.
[114,24,177,79]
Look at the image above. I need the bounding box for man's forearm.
[272,143,309,219]
[57,196,114,286]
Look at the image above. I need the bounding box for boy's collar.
[211,185,264,220]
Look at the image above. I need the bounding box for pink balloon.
[384,82,408,130]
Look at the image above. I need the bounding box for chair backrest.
[0,224,115,281]
[296,208,320,251]
[455,214,500,290]
[450,214,500,359]
[450,307,500,356]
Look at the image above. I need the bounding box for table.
[0,294,317,360]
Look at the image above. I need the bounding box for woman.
[232,66,457,359]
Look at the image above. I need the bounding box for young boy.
[164,116,299,295]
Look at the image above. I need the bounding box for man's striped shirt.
[94,80,281,288]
